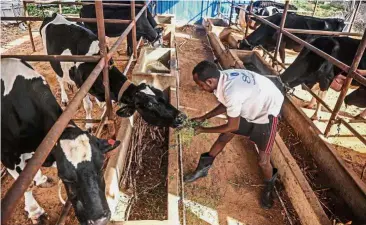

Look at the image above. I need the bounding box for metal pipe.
[95,1,112,119]
[228,0,234,26]
[1,16,130,24]
[339,119,366,145]
[273,0,290,64]
[23,1,36,52]
[284,28,363,37]
[1,54,100,62]
[301,84,333,113]
[131,1,137,58]
[55,200,72,225]
[324,30,366,136]
[123,37,143,75]
[245,1,253,38]
[23,1,144,7]
[1,57,106,225]
[312,0,318,17]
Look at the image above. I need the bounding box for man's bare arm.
[193,104,226,121]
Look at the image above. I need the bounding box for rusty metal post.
[245,1,253,38]
[312,0,318,17]
[23,1,36,52]
[95,1,113,120]
[273,0,290,64]
[324,29,366,136]
[349,0,362,33]
[228,0,234,26]
[131,1,137,58]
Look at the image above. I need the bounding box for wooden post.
[349,0,362,33]
[131,1,137,58]
[324,29,366,136]
[312,0,318,17]
[23,1,36,52]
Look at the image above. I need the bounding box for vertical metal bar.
[349,0,362,33]
[273,0,290,64]
[324,30,366,136]
[23,1,36,52]
[229,0,234,26]
[59,3,62,14]
[312,0,318,17]
[245,0,253,38]
[95,1,112,119]
[131,1,137,58]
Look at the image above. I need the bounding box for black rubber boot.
[260,168,278,209]
[184,153,214,183]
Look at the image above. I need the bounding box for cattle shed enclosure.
[1,1,366,225]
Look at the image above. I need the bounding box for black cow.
[238,13,345,63]
[280,36,366,120]
[1,58,121,225]
[40,13,186,130]
[79,1,162,56]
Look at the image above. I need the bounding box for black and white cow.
[1,58,121,225]
[235,1,297,29]
[79,1,162,56]
[40,13,186,130]
[238,13,345,63]
[280,36,366,120]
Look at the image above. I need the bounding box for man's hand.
[194,126,204,136]
[191,116,206,123]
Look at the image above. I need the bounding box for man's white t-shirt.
[214,69,284,124]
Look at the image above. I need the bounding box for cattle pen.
[1,1,366,225]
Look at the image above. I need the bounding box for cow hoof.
[310,114,320,121]
[354,114,366,121]
[38,176,56,188]
[31,213,50,225]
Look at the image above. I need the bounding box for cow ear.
[116,105,136,117]
[97,139,121,153]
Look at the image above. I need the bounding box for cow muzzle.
[173,113,187,128]
[87,213,110,225]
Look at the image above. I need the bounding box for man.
[185,60,284,209]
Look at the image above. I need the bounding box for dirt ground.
[1,26,128,224]
[176,26,299,225]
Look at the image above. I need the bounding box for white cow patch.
[140,86,156,96]
[60,134,92,168]
[1,58,47,96]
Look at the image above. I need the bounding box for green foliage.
[175,118,210,147]
[27,4,81,17]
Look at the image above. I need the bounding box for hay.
[175,118,209,146]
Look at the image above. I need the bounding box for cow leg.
[57,76,69,106]
[7,168,48,224]
[311,90,327,121]
[279,41,286,64]
[83,94,93,132]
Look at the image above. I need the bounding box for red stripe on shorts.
[264,116,278,154]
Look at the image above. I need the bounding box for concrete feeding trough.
[207,18,229,37]
[132,47,178,90]
[230,49,277,74]
[155,14,175,48]
[155,14,175,25]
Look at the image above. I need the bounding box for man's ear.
[97,138,121,153]
[116,105,136,117]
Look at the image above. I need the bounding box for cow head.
[54,126,120,225]
[238,39,253,50]
[116,83,186,128]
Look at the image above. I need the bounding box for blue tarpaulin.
[153,0,250,25]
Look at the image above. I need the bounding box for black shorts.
[232,115,279,154]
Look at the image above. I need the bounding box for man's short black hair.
[192,60,220,82]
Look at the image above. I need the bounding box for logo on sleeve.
[230,72,240,77]
[241,74,251,83]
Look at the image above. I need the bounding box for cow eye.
[146,102,153,108]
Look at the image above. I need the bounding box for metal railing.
[234,2,366,145]
[0,1,151,224]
